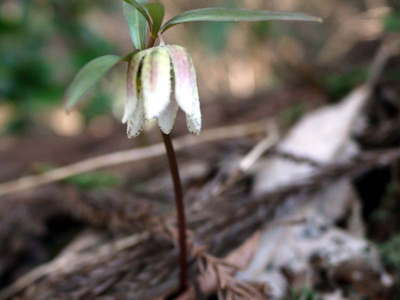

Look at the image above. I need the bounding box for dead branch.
[212,121,280,197]
[0,121,267,198]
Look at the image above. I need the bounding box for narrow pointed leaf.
[65,55,121,112]
[162,8,322,32]
[123,1,148,49]
[123,0,153,29]
[145,3,165,36]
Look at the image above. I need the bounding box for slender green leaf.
[145,3,165,36]
[162,8,322,32]
[123,1,148,49]
[64,55,121,111]
[123,0,153,28]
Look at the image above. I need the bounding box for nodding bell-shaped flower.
[122,45,201,138]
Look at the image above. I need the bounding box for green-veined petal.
[127,95,145,137]
[141,47,172,119]
[123,51,147,123]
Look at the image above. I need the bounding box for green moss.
[323,68,367,101]
[65,171,122,190]
[288,287,318,300]
[27,163,122,190]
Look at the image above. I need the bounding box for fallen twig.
[0,121,267,198]
[367,35,400,87]
[213,121,280,197]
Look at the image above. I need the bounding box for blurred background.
[1,0,400,299]
[2,0,397,138]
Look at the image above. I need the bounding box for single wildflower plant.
[64,0,321,294]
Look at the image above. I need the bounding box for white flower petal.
[141,47,172,120]
[167,45,199,117]
[126,98,145,138]
[186,97,201,134]
[158,99,179,134]
[122,51,147,124]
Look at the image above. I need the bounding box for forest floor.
[1,30,400,300]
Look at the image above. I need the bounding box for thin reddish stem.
[161,132,188,292]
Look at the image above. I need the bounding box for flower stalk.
[141,37,191,292]
[161,132,188,292]
[143,38,191,294]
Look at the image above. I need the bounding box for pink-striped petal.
[167,45,199,117]
[141,47,172,120]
